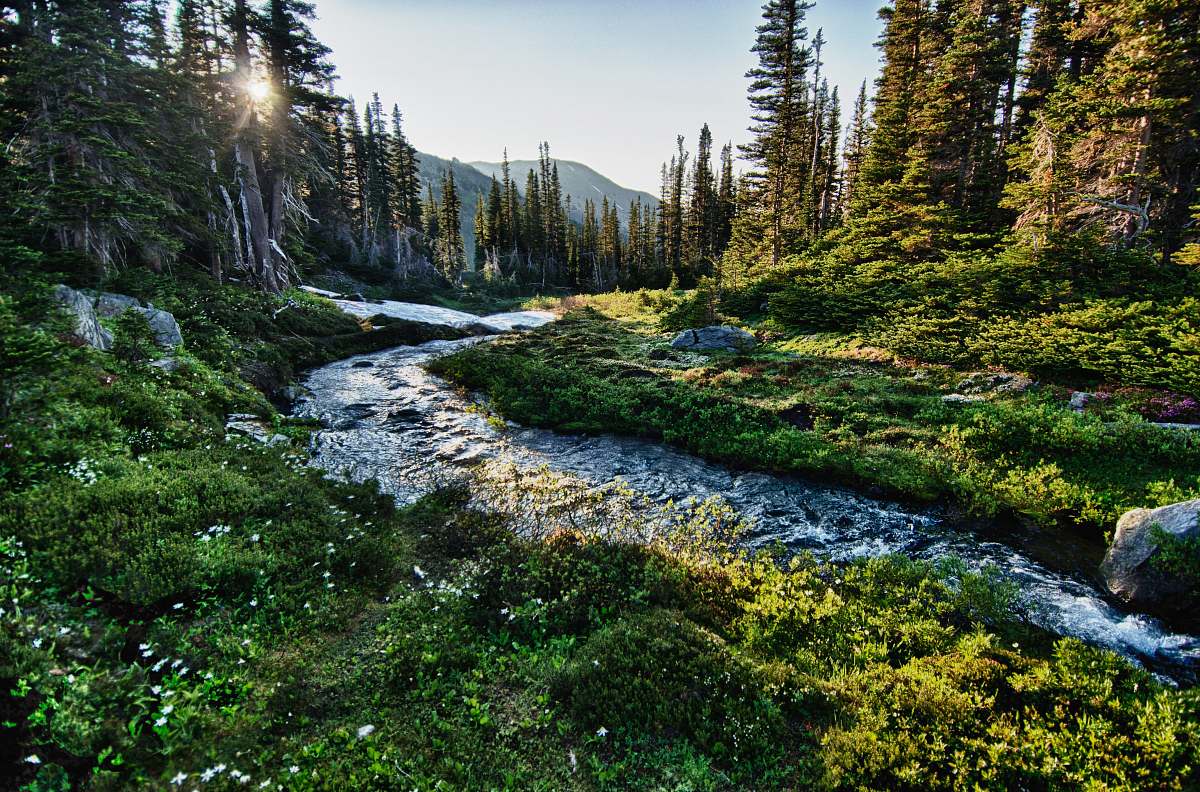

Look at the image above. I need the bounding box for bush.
[549,609,793,776]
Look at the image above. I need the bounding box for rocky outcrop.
[955,372,1034,396]
[91,291,182,348]
[1102,499,1200,610]
[53,285,113,350]
[670,326,757,354]
[52,286,183,351]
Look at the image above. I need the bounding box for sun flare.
[246,79,271,102]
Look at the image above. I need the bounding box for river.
[292,299,1200,680]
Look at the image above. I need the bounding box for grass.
[427,298,1200,538]
[4,271,1200,789]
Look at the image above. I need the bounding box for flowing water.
[292,302,1200,680]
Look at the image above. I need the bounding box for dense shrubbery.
[757,235,1200,395]
[4,270,1200,789]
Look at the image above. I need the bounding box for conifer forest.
[3,1,1200,789]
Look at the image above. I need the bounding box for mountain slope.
[415,151,494,266]
[467,158,659,224]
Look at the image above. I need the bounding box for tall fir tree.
[739,0,814,266]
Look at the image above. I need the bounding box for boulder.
[92,291,143,318]
[278,385,310,404]
[149,357,185,373]
[1069,391,1093,412]
[956,371,1034,396]
[670,326,757,354]
[53,285,113,350]
[462,322,505,336]
[62,287,183,349]
[139,307,183,348]
[1101,499,1200,610]
[941,393,983,405]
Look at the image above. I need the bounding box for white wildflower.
[25,755,41,764]
[596,726,608,737]
[356,724,375,739]
[170,772,187,785]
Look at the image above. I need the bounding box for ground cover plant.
[3,270,1199,791]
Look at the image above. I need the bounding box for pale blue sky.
[309,1,884,194]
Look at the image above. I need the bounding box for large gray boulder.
[89,290,183,348]
[53,286,183,350]
[92,291,142,318]
[670,325,757,354]
[1101,499,1200,610]
[53,285,113,350]
[138,307,183,348]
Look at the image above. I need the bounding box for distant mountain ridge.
[466,158,659,224]
[414,151,494,265]
[414,151,658,266]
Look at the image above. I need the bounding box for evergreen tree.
[740,0,813,265]
[436,169,465,282]
[422,184,439,242]
[686,123,717,276]
[841,80,873,218]
[1004,0,1200,258]
[716,143,738,256]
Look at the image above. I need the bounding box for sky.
[309,0,885,195]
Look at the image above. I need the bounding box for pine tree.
[817,83,841,229]
[716,143,738,256]
[1004,0,1200,259]
[686,123,717,276]
[841,80,873,218]
[389,104,421,230]
[740,0,814,266]
[436,169,465,282]
[854,0,936,209]
[422,184,439,242]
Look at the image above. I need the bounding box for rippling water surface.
[295,333,1200,679]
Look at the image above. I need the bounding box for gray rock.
[1069,391,1093,412]
[91,291,143,318]
[462,322,505,336]
[956,371,1034,396]
[79,289,183,349]
[149,357,185,372]
[225,418,271,443]
[670,325,757,354]
[279,385,310,404]
[53,285,113,350]
[941,393,983,405]
[1101,499,1200,610]
[140,307,183,348]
